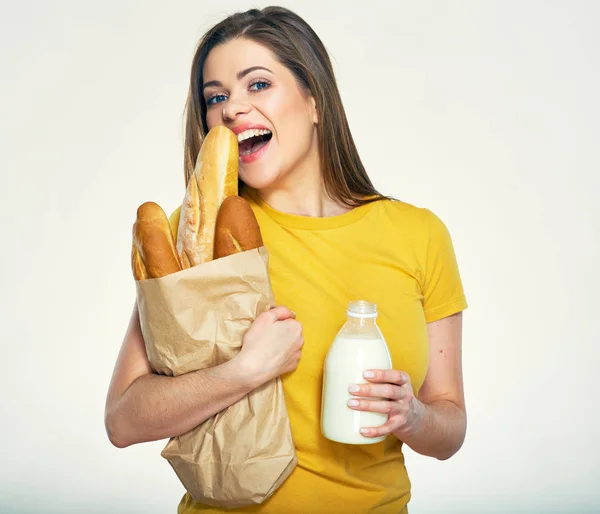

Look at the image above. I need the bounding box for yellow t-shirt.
[169,187,467,514]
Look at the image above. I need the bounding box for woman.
[105,6,468,513]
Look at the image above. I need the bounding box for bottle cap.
[347,300,378,318]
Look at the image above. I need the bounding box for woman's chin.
[239,170,280,192]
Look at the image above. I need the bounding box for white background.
[1,1,598,513]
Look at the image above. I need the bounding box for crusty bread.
[131,246,150,280]
[132,202,182,279]
[176,172,200,270]
[177,125,239,265]
[214,196,263,259]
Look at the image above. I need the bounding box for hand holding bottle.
[321,300,394,445]
[346,369,425,440]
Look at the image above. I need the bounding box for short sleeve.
[422,209,468,323]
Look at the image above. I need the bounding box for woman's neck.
[255,139,351,218]
[257,174,351,218]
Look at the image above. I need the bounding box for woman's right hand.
[235,305,304,385]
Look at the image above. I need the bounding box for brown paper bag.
[135,246,298,508]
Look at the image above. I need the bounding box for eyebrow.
[202,66,274,91]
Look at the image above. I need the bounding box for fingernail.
[363,371,375,378]
[360,428,369,435]
[348,399,359,407]
[348,384,360,393]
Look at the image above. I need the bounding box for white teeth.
[237,128,271,142]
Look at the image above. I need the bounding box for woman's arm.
[104,302,302,448]
[400,311,466,460]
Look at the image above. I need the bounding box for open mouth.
[238,129,273,157]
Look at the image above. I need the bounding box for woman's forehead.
[203,39,280,81]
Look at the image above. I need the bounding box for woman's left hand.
[347,369,425,440]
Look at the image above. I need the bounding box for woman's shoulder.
[373,196,446,236]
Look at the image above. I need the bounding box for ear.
[309,96,319,124]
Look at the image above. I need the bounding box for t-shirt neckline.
[243,188,376,230]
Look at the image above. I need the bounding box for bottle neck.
[346,315,377,328]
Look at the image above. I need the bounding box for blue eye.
[207,94,227,106]
[206,80,269,106]
[250,81,269,91]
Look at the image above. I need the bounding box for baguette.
[177,125,239,265]
[176,173,200,270]
[214,196,264,259]
[132,202,182,279]
[131,246,150,280]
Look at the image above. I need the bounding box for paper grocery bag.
[135,246,297,508]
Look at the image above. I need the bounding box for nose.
[222,95,251,121]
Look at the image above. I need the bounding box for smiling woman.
[105,6,468,514]
[183,8,393,210]
[199,37,324,192]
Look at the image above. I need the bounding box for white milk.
[321,301,393,445]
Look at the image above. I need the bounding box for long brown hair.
[183,6,393,207]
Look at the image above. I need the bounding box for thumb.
[267,305,296,322]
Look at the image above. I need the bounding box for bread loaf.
[214,196,263,259]
[176,173,200,270]
[131,246,150,280]
[132,202,182,280]
[177,125,239,265]
[132,125,262,280]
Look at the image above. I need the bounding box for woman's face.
[202,38,319,190]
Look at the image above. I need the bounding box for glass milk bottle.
[321,300,393,444]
